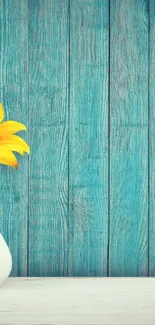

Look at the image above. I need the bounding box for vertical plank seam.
[148,0,150,277]
[67,0,71,277]
[107,0,111,277]
[27,0,30,277]
[0,0,3,234]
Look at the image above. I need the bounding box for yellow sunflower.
[0,103,30,169]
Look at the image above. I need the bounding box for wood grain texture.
[0,0,28,276]
[0,0,152,277]
[109,0,149,276]
[28,0,68,276]
[149,0,155,276]
[1,278,155,324]
[68,0,109,276]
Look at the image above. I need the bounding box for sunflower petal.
[0,150,18,169]
[0,103,5,123]
[0,120,27,136]
[0,135,30,155]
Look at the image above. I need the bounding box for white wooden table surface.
[0,278,154,325]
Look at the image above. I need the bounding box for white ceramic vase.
[0,234,12,286]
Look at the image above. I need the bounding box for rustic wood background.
[0,0,154,277]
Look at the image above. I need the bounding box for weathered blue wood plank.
[149,0,155,276]
[109,0,148,276]
[0,0,28,276]
[28,0,68,276]
[68,0,109,276]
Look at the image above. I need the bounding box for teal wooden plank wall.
[0,0,154,277]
